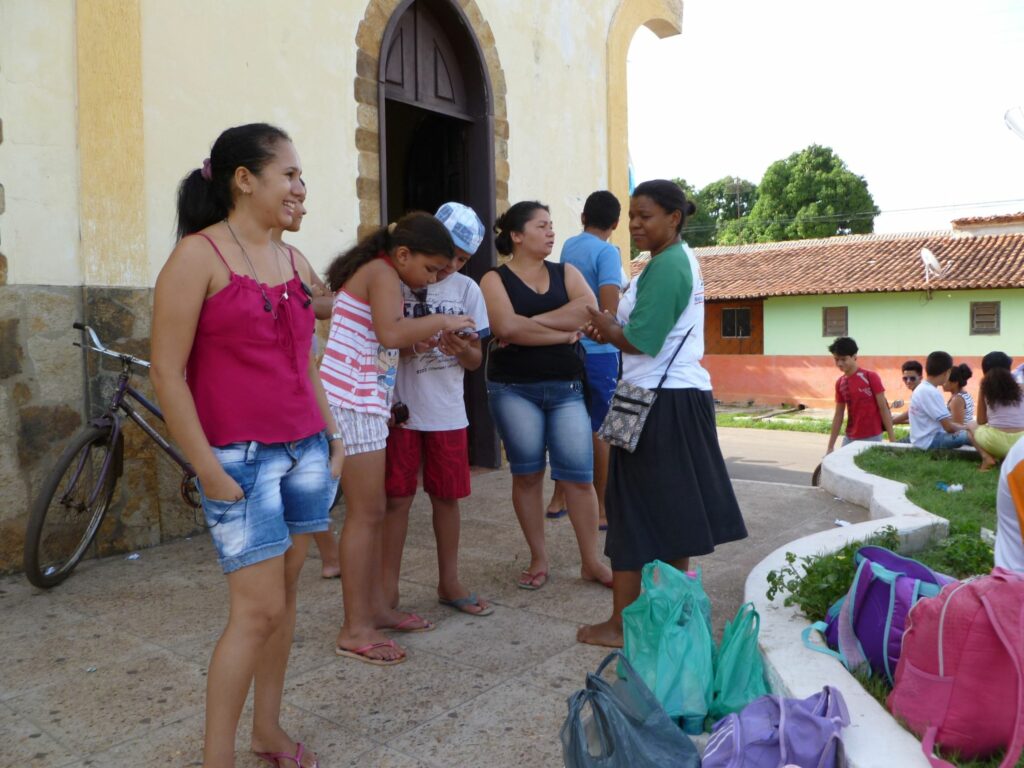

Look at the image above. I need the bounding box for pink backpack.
[887,568,1024,767]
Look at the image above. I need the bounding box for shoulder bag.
[597,327,692,453]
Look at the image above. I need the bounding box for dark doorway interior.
[379,0,499,468]
[384,100,469,219]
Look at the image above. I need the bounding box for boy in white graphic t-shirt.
[909,350,967,450]
[381,203,494,617]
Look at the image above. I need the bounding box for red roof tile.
[951,211,1024,227]
[684,231,1024,300]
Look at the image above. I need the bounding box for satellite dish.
[920,247,942,282]
[1007,107,1024,141]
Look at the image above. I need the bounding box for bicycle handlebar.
[73,322,151,369]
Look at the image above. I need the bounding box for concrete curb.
[743,441,949,768]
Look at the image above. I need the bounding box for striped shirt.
[960,391,975,424]
[319,289,398,418]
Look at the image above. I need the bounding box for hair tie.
[387,222,397,234]
[200,158,213,182]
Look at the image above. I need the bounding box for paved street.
[718,426,827,485]
[1,429,865,767]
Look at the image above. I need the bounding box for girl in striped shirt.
[320,212,474,665]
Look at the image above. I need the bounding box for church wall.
[0,0,646,573]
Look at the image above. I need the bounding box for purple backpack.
[802,546,954,683]
[702,686,850,768]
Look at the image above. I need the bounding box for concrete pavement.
[1,430,866,767]
[718,426,827,485]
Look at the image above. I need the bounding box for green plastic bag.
[622,561,714,734]
[708,602,769,721]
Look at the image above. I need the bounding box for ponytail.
[326,229,392,291]
[493,201,549,256]
[325,211,454,291]
[632,179,695,233]
[175,122,291,240]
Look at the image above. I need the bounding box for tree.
[689,176,758,247]
[737,145,879,243]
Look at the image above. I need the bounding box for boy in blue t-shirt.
[545,190,623,528]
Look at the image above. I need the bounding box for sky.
[627,0,1024,234]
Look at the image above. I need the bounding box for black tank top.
[487,262,585,383]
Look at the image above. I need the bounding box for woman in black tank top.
[480,201,613,591]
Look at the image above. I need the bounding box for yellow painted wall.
[0,0,81,286]
[606,0,683,267]
[140,0,361,281]
[479,0,619,240]
[78,0,148,287]
[3,0,661,285]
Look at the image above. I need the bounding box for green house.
[634,214,1024,407]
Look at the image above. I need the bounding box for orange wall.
[705,354,987,409]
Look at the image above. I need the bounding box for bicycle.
[23,323,200,588]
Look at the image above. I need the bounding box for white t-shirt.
[392,272,490,431]
[618,243,711,390]
[996,436,1024,572]
[908,381,950,449]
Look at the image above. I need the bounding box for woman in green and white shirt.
[577,179,748,648]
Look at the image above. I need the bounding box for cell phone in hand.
[454,329,475,337]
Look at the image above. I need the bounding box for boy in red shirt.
[826,336,896,454]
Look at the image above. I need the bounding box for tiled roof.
[951,211,1024,227]
[627,231,1024,299]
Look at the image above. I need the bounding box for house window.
[970,301,1000,334]
[721,307,751,338]
[822,306,848,337]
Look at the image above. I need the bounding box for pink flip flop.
[254,741,319,767]
[334,639,406,666]
[518,570,548,590]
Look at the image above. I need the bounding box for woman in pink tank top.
[151,123,341,768]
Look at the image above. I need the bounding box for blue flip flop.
[545,508,567,519]
[438,592,494,616]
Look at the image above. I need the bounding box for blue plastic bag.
[561,651,701,768]
[622,560,714,733]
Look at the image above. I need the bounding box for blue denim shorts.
[928,430,970,450]
[584,351,620,432]
[199,433,337,574]
[486,379,593,483]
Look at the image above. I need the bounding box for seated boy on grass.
[909,351,968,450]
[826,337,896,454]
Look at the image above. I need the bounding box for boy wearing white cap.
[380,202,494,616]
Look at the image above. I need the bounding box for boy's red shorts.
[384,427,470,500]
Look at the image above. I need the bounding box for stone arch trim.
[353,0,509,240]
[607,0,683,265]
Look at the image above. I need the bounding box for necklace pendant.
[283,289,289,300]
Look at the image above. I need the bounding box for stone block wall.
[0,284,202,574]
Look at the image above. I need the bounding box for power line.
[681,198,1024,234]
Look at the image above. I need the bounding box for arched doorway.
[378,0,499,467]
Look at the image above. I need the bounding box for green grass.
[854,446,996,578]
[715,411,832,434]
[854,447,997,536]
[715,410,910,439]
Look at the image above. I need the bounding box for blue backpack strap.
[835,558,872,672]
[802,621,847,664]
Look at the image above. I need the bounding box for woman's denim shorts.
[198,432,337,574]
[486,379,593,483]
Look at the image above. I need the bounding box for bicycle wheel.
[24,425,120,588]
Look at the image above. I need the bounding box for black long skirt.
[604,388,747,571]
